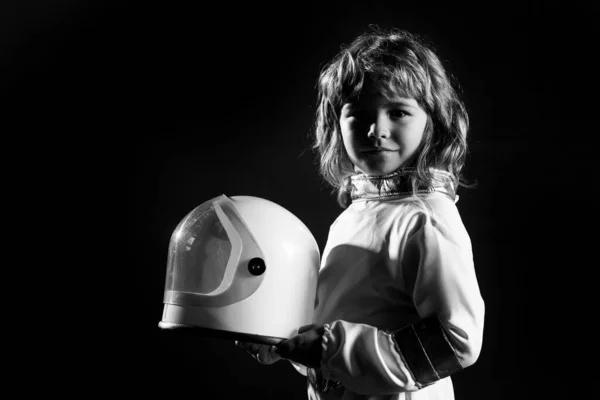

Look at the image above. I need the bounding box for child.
[237,27,485,400]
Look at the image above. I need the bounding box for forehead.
[347,87,418,108]
[348,78,417,106]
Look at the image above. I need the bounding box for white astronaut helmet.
[158,195,320,345]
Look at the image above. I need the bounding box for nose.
[367,122,389,139]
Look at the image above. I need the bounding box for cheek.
[413,123,427,147]
[403,119,428,148]
[339,124,356,153]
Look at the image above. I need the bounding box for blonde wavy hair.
[313,27,471,208]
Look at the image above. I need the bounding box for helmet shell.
[159,195,320,344]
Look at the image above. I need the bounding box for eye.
[348,110,368,120]
[388,109,409,119]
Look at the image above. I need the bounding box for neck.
[347,168,457,202]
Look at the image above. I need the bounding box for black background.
[4,0,596,398]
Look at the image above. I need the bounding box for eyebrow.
[385,100,417,108]
[342,99,417,110]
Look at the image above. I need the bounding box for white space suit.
[302,168,485,400]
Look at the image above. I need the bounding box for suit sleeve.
[289,360,308,376]
[318,206,485,394]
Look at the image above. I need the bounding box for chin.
[357,167,398,176]
[358,163,405,176]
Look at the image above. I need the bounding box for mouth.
[361,148,398,153]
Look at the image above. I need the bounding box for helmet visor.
[164,197,232,295]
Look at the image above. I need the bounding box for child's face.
[339,83,428,176]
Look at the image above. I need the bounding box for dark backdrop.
[4,1,596,398]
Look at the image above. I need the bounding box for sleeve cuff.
[321,323,334,361]
[313,323,342,393]
[392,315,463,388]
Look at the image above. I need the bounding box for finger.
[235,341,262,355]
[255,345,281,365]
[235,341,251,350]
[276,338,294,356]
[247,344,262,354]
[298,324,318,334]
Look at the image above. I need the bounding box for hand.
[234,341,282,365]
[275,324,325,368]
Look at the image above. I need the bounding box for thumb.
[297,324,318,334]
[275,338,292,354]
